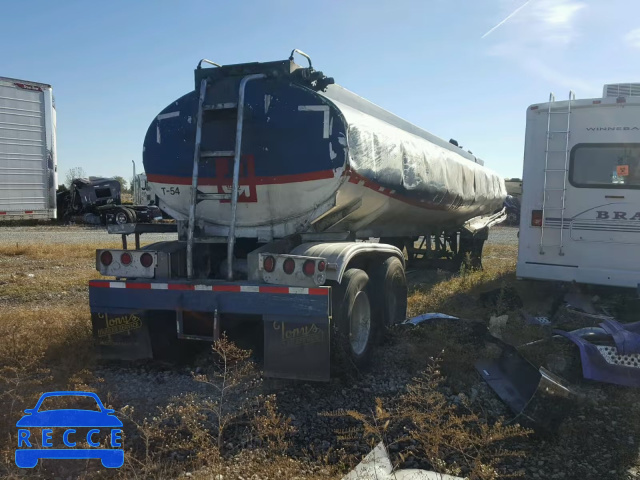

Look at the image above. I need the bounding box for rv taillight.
[121,252,132,265]
[317,260,326,272]
[100,251,113,266]
[140,253,153,268]
[283,258,295,275]
[531,210,543,227]
[263,256,276,273]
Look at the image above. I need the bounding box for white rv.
[517,84,640,288]
[0,77,57,220]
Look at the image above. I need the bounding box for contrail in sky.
[481,0,534,38]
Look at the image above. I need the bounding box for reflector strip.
[89,281,329,295]
[259,286,290,294]
[213,285,241,292]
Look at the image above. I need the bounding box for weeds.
[344,358,531,479]
[117,338,306,479]
[193,335,261,451]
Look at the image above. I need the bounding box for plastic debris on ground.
[554,319,640,387]
[563,292,598,314]
[488,315,508,339]
[403,313,459,326]
[341,442,463,480]
[475,335,576,430]
[523,313,551,326]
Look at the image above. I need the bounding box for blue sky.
[2,0,639,182]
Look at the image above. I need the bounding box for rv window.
[570,143,640,189]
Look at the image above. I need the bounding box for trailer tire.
[114,208,134,225]
[332,268,376,369]
[124,207,138,223]
[368,257,407,329]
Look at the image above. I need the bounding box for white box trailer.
[0,77,57,220]
[517,84,640,288]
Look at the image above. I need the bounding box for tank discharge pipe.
[227,73,266,281]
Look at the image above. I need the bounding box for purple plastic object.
[404,313,459,325]
[599,319,640,355]
[554,328,640,388]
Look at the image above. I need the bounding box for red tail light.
[283,258,295,274]
[140,253,153,268]
[263,256,276,272]
[303,260,315,276]
[100,251,113,266]
[121,252,132,265]
[317,260,326,272]
[531,210,543,227]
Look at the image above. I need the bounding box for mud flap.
[263,315,330,381]
[475,338,575,430]
[91,310,152,360]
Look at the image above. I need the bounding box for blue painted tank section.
[143,80,347,182]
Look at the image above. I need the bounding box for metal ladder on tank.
[539,91,575,256]
[186,59,265,279]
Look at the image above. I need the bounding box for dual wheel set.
[330,256,407,370]
[112,207,138,224]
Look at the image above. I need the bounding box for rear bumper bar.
[89,279,331,381]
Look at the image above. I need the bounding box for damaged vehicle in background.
[57,177,162,225]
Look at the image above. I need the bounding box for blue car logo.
[15,391,123,468]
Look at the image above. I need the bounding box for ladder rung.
[549,111,570,114]
[543,207,565,210]
[203,102,237,111]
[545,169,567,172]
[545,150,567,153]
[201,150,235,158]
[549,130,569,134]
[545,188,566,191]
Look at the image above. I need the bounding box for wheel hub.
[350,291,371,356]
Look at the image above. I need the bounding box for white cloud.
[625,28,640,48]
[484,0,594,91]
[542,3,586,25]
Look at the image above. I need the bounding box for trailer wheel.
[368,257,407,329]
[124,207,138,223]
[114,208,131,225]
[332,268,376,369]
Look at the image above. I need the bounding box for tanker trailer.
[89,50,506,381]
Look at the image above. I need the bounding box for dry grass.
[0,242,335,479]
[407,244,518,318]
[344,359,531,479]
[0,238,555,479]
[0,243,101,477]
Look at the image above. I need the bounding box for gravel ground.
[0,224,518,247]
[0,225,518,245]
[488,225,519,246]
[9,222,639,479]
[0,225,178,244]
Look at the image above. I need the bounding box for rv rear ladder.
[539,91,575,256]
